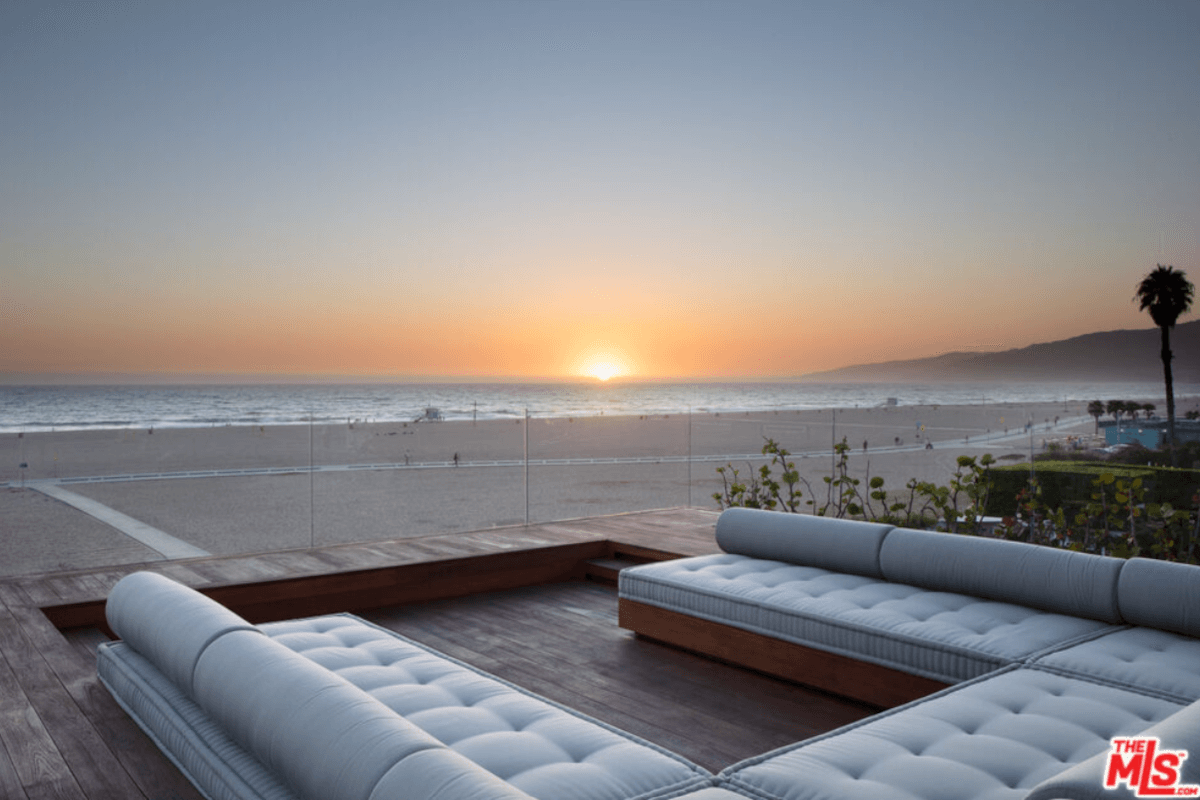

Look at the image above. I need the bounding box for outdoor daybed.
[618,507,1200,799]
[98,505,1200,800]
[97,571,714,800]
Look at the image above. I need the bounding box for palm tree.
[1135,264,1194,466]
[1087,400,1105,433]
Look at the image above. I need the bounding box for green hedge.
[985,462,1200,517]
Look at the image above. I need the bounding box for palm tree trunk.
[1161,324,1177,467]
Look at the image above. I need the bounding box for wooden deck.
[0,507,874,799]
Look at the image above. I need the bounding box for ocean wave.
[0,381,1191,434]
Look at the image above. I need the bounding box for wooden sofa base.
[618,598,950,709]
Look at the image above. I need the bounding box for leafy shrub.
[714,438,995,533]
[716,441,1200,563]
[987,461,1200,518]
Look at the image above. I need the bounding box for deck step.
[583,555,655,585]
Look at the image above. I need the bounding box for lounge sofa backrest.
[193,629,533,800]
[716,508,894,578]
[108,572,539,800]
[105,570,260,696]
[879,528,1125,623]
[1118,557,1200,637]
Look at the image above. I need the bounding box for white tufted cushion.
[1026,695,1200,800]
[368,748,547,800]
[1034,626,1200,703]
[620,554,1117,683]
[720,667,1184,800]
[260,614,712,800]
[1022,695,1200,800]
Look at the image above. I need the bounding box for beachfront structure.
[1100,417,1200,448]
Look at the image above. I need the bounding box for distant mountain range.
[799,320,1200,384]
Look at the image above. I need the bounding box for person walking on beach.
[453,452,459,467]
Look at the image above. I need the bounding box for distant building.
[1099,418,1200,448]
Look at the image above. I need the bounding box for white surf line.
[31,484,210,559]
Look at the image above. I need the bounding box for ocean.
[0,381,1191,434]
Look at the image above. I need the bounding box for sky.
[2,1,1198,382]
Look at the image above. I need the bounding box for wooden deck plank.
[0,728,29,800]
[1,581,194,800]
[364,603,733,764]
[0,586,100,800]
[0,646,82,800]
[6,576,203,800]
[60,629,206,800]
[363,581,871,772]
[11,577,66,608]
[540,509,720,558]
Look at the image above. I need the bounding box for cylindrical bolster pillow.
[1026,697,1200,800]
[193,629,447,800]
[1118,558,1200,637]
[715,508,893,578]
[105,571,261,696]
[879,528,1124,623]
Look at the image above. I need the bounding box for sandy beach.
[0,397,1149,577]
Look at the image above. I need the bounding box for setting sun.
[586,362,622,382]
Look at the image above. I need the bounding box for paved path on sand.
[30,483,211,559]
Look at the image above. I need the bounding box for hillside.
[800,320,1200,384]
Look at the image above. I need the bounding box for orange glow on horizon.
[0,271,1158,381]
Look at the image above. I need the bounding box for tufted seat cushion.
[1033,626,1200,703]
[1025,695,1200,800]
[260,613,712,800]
[619,554,1116,683]
[719,667,1185,800]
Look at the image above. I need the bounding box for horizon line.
[0,371,821,386]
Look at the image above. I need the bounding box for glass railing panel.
[310,413,527,547]
[526,413,691,523]
[1,417,320,576]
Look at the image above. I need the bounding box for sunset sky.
[3,1,1198,382]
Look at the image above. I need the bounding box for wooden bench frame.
[618,598,950,708]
